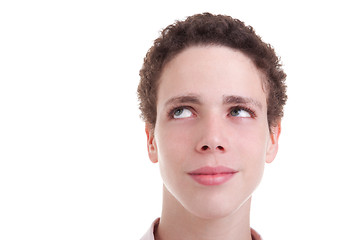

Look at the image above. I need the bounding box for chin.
[163,174,258,220]
[181,191,252,220]
[190,206,236,220]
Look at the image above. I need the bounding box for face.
[146,46,280,219]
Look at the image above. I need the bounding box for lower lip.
[189,173,236,186]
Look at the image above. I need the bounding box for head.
[138,13,287,219]
[138,13,287,133]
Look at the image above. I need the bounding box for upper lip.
[188,166,238,175]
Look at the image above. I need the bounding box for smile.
[187,166,238,186]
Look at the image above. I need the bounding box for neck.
[155,186,253,240]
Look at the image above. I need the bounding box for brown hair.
[138,13,287,130]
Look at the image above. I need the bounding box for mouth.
[187,166,238,186]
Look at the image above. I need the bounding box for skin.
[146,45,281,240]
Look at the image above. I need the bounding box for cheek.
[230,126,268,197]
[155,124,194,181]
[156,124,193,159]
[232,123,269,167]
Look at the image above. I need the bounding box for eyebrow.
[223,95,263,110]
[164,94,201,107]
[164,94,262,110]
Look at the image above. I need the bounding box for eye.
[229,107,253,118]
[173,107,193,119]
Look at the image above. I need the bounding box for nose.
[195,117,228,153]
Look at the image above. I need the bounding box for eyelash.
[167,105,256,119]
[229,106,257,118]
[167,105,195,119]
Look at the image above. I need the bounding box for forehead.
[157,45,267,107]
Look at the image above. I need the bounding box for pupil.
[232,109,239,116]
[175,109,183,116]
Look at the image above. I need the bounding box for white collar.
[140,218,262,240]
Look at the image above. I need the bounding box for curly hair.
[138,13,287,130]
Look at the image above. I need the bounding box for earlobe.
[265,122,281,164]
[145,123,158,163]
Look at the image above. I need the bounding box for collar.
[140,218,262,240]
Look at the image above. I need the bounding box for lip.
[187,166,238,186]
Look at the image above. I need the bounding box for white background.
[1,0,359,239]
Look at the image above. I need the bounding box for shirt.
[140,218,263,240]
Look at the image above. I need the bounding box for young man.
[138,13,287,240]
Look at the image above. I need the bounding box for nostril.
[201,145,209,151]
[217,146,224,151]
[200,145,224,151]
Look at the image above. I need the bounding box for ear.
[265,122,281,164]
[145,123,158,163]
